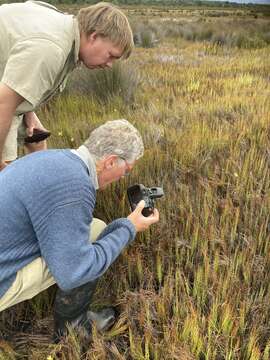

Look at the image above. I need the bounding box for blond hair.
[77,2,133,59]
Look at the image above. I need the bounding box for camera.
[127,184,164,217]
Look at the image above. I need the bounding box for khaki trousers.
[0,218,106,312]
[2,115,25,162]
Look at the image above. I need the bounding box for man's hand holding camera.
[127,200,159,232]
[126,184,163,232]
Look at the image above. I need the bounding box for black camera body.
[127,184,164,217]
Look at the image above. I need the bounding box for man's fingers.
[25,122,34,136]
[24,112,49,136]
[147,209,159,223]
[26,126,34,137]
[153,208,159,218]
[0,162,7,171]
[135,200,145,213]
[128,203,160,232]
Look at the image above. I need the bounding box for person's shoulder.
[10,149,89,182]
[24,149,90,189]
[53,149,90,177]
[18,149,71,169]
[32,149,81,168]
[21,1,75,52]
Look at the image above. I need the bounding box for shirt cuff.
[117,218,136,241]
[96,217,136,243]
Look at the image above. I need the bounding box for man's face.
[79,33,123,69]
[98,156,135,189]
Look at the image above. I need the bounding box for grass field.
[0,3,270,360]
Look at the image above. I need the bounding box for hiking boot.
[53,280,116,342]
[87,307,116,331]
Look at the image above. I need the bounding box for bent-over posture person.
[0,1,133,170]
[0,119,159,340]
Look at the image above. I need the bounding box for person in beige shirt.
[0,1,133,170]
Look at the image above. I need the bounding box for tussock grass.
[1,5,270,360]
[131,20,158,48]
[65,62,140,105]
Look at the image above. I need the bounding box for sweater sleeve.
[33,200,136,291]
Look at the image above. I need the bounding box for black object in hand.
[24,128,51,143]
[127,184,164,217]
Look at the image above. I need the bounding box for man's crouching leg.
[53,219,116,342]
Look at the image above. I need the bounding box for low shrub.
[133,26,158,48]
[140,28,157,48]
[130,18,160,48]
[65,62,140,105]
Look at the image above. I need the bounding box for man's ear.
[87,31,98,44]
[104,155,118,170]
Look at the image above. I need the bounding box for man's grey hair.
[84,119,144,162]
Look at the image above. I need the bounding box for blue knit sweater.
[0,150,136,299]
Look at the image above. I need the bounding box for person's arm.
[34,200,158,291]
[34,199,134,291]
[0,38,66,160]
[0,83,24,168]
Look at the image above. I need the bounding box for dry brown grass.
[1,4,270,360]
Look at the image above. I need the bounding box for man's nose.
[106,61,113,68]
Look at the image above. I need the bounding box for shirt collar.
[73,17,80,64]
[71,145,99,190]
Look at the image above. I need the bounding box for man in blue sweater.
[0,119,159,340]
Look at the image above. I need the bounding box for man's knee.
[90,218,107,243]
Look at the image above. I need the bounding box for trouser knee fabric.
[0,218,106,312]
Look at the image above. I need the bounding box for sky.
[207,0,270,3]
